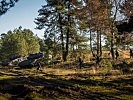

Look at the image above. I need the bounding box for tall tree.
[74,0,110,56]
[35,0,88,61]
[74,0,123,59]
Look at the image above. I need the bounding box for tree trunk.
[110,32,115,60]
[64,24,70,61]
[97,30,100,56]
[90,30,94,56]
[63,0,71,61]
[58,13,65,61]
[100,30,102,57]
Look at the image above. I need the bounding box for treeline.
[0,0,133,63]
[0,26,88,63]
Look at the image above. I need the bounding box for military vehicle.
[1,52,44,68]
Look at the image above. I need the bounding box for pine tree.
[0,0,19,16]
[35,0,89,61]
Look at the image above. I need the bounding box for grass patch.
[26,92,44,100]
[0,65,132,100]
[0,75,15,80]
[116,94,133,100]
[0,95,9,100]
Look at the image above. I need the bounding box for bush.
[99,59,112,74]
[26,91,44,100]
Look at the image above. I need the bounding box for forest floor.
[0,62,133,100]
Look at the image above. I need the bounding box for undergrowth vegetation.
[0,60,133,100]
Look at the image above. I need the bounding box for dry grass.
[0,62,133,100]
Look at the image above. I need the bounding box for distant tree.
[22,29,40,54]
[0,0,19,16]
[0,27,40,60]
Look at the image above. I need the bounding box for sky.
[0,0,46,38]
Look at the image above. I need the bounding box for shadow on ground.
[0,71,133,100]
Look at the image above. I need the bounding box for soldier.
[37,62,42,71]
[130,48,133,58]
[78,57,83,69]
[95,54,100,65]
[115,49,119,60]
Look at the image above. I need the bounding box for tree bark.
[63,0,71,61]
[110,32,115,60]
[58,13,65,61]
[90,30,94,56]
[97,30,100,56]
[100,29,102,57]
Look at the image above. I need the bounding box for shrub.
[99,59,112,74]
